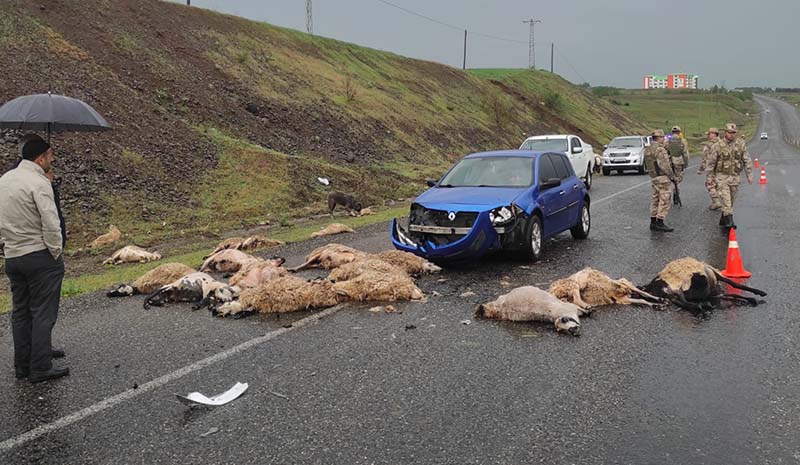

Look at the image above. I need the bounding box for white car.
[602,135,649,175]
[760,132,768,140]
[519,135,595,189]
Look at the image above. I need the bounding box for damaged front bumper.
[390,208,529,263]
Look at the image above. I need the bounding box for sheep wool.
[239,276,341,314]
[89,225,122,248]
[332,268,424,302]
[199,249,260,273]
[209,235,284,256]
[476,285,586,335]
[373,250,442,276]
[290,244,367,271]
[311,223,355,238]
[228,259,288,288]
[133,263,195,293]
[103,245,162,265]
[548,267,664,309]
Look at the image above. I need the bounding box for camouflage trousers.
[705,172,720,204]
[650,181,673,219]
[715,173,740,215]
[671,159,685,183]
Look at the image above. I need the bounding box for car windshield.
[439,156,534,188]
[520,138,568,152]
[608,137,642,148]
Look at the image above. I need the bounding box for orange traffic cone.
[721,228,752,278]
[758,167,767,185]
[754,158,759,168]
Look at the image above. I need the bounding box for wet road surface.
[1,95,799,464]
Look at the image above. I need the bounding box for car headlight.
[489,205,516,226]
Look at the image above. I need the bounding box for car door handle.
[573,184,580,190]
[559,190,565,195]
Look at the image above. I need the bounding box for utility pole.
[550,43,554,73]
[463,30,467,70]
[186,0,190,5]
[522,18,541,69]
[306,0,313,35]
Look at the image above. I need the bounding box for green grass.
[0,205,409,314]
[608,90,757,145]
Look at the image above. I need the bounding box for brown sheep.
[206,235,285,257]
[641,257,766,312]
[332,267,424,302]
[475,286,588,336]
[311,223,355,238]
[289,244,367,272]
[548,268,665,309]
[89,225,122,249]
[102,245,162,265]
[107,262,195,297]
[199,249,260,273]
[228,257,288,288]
[235,275,342,315]
[328,257,406,282]
[373,250,442,277]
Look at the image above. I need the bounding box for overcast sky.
[168,0,798,89]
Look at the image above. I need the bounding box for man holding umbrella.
[0,139,69,382]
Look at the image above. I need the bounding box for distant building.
[643,74,699,89]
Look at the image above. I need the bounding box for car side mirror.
[426,179,437,187]
[603,144,608,150]
[571,146,582,154]
[540,177,561,190]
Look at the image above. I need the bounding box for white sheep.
[206,235,284,257]
[103,245,162,265]
[143,272,238,310]
[228,257,288,288]
[199,249,260,273]
[548,267,665,309]
[475,286,589,336]
[289,244,366,272]
[310,223,355,238]
[107,262,195,297]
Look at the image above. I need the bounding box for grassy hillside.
[0,0,648,251]
[597,89,757,146]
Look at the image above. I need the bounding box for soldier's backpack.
[667,137,685,162]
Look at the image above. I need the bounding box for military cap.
[707,127,719,135]
[671,126,681,133]
[725,123,737,133]
[651,129,665,137]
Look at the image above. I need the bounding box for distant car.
[761,132,769,140]
[602,136,648,175]
[390,150,591,264]
[519,135,595,189]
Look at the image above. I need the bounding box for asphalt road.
[1,96,799,465]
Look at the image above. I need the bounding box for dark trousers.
[5,250,64,372]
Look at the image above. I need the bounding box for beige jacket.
[0,160,63,259]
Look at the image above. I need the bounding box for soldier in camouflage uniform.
[644,129,677,232]
[667,126,689,204]
[697,127,721,210]
[705,123,754,229]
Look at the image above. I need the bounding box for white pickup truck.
[519,135,595,189]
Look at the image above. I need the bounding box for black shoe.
[719,213,727,226]
[720,214,735,229]
[649,217,657,230]
[52,347,66,359]
[15,367,29,379]
[728,215,737,229]
[655,219,674,232]
[29,367,70,384]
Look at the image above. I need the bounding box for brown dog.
[327,192,362,217]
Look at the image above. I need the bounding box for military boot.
[720,214,735,229]
[728,215,737,229]
[719,213,727,226]
[650,217,657,230]
[655,219,674,232]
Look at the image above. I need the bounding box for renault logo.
[448,211,456,221]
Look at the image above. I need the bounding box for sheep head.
[554,316,580,336]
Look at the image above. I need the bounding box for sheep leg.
[143,286,170,310]
[665,291,706,313]
[712,271,767,297]
[717,293,759,306]
[619,296,659,307]
[619,279,666,304]
[572,289,591,310]
[288,260,315,272]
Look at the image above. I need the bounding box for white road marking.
[0,305,343,452]
[593,163,698,205]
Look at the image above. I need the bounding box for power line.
[371,0,527,44]
[553,46,588,84]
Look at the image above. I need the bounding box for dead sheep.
[641,257,767,312]
[107,263,195,297]
[373,250,442,277]
[548,267,665,309]
[327,257,405,282]
[89,225,122,249]
[289,244,367,272]
[206,235,284,257]
[102,245,162,265]
[232,275,342,316]
[228,257,288,288]
[332,267,425,302]
[199,249,260,273]
[311,223,355,238]
[475,286,589,336]
[143,272,238,310]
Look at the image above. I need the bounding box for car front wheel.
[584,164,592,190]
[570,202,590,239]
[524,215,544,262]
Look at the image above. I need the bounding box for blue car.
[390,150,591,263]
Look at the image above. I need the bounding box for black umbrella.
[0,92,111,142]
